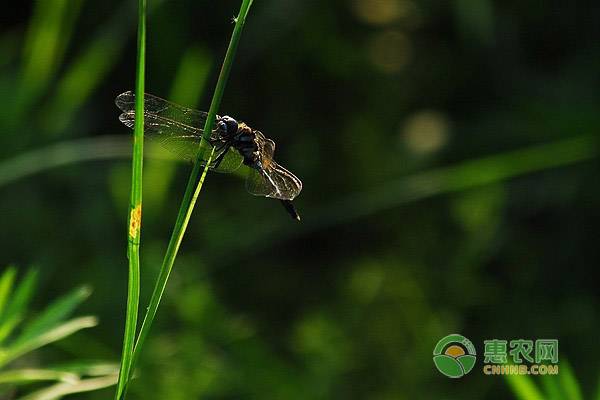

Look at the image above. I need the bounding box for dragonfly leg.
[210,147,229,169]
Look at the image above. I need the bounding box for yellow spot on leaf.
[129,204,142,239]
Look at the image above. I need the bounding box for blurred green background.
[1,0,599,399]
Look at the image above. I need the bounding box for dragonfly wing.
[245,168,273,197]
[119,111,200,162]
[245,162,302,200]
[119,111,219,164]
[116,91,221,140]
[254,131,276,169]
[211,148,243,173]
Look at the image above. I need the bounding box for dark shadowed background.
[1,0,599,398]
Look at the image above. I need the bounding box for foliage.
[1,1,599,399]
[506,361,589,400]
[0,267,117,399]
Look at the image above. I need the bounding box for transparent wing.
[210,146,243,173]
[245,130,302,199]
[115,91,221,138]
[245,162,303,200]
[115,91,241,171]
[118,110,236,171]
[118,110,205,162]
[254,131,275,169]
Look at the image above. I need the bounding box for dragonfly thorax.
[217,117,259,167]
[233,123,260,167]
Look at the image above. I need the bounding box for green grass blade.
[13,0,84,122]
[46,361,119,377]
[114,0,146,398]
[0,369,79,385]
[0,314,22,345]
[540,374,562,400]
[0,136,180,189]
[0,269,38,327]
[41,4,130,135]
[122,0,254,396]
[307,134,597,230]
[39,0,167,135]
[505,374,545,400]
[16,285,91,345]
[0,316,97,367]
[18,374,118,400]
[0,266,17,318]
[559,361,583,400]
[169,46,213,105]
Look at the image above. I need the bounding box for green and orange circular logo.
[433,334,477,378]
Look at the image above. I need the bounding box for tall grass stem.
[120,0,254,397]
[114,0,145,398]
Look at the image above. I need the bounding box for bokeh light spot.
[352,0,413,26]
[400,110,449,154]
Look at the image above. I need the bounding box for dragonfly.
[115,91,303,220]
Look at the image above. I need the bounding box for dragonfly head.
[217,116,239,139]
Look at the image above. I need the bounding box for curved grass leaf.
[41,0,167,135]
[558,361,583,400]
[18,374,118,400]
[14,0,85,122]
[0,136,180,188]
[0,316,97,367]
[47,361,119,377]
[0,269,37,329]
[505,374,545,400]
[114,0,146,397]
[0,314,22,344]
[0,369,79,385]
[17,285,92,345]
[506,359,584,400]
[0,266,17,317]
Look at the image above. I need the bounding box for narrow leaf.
[17,285,91,344]
[0,369,79,385]
[0,314,22,345]
[540,373,563,400]
[48,361,119,377]
[559,361,583,400]
[0,316,97,366]
[505,374,545,400]
[2,269,38,319]
[114,0,145,397]
[1,269,37,327]
[18,374,117,400]
[0,266,17,317]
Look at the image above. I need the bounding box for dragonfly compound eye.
[220,116,239,137]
